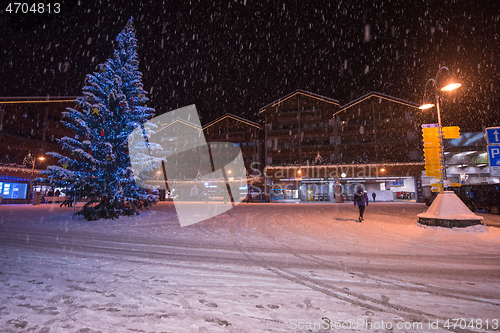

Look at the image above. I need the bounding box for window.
[405,111,415,122]
[407,131,417,142]
[409,150,420,160]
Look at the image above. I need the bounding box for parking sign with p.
[486,127,500,177]
[488,145,500,176]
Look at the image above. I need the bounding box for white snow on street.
[1,202,500,332]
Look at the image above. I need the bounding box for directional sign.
[485,127,500,145]
[487,145,500,176]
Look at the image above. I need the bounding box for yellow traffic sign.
[443,126,460,139]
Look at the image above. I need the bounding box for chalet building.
[203,113,261,174]
[332,92,423,164]
[259,91,496,203]
[0,96,76,166]
[258,91,433,202]
[259,90,341,167]
[0,97,76,203]
[144,115,252,202]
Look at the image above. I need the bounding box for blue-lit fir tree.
[43,18,160,220]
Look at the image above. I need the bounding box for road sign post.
[486,127,500,145]
[486,127,500,177]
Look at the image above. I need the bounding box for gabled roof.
[0,96,78,104]
[156,118,202,133]
[334,92,420,117]
[203,113,260,130]
[259,90,340,113]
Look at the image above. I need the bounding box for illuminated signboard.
[0,182,28,199]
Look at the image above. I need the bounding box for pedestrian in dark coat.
[60,190,74,207]
[354,185,369,222]
[246,185,254,203]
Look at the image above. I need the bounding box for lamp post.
[419,66,461,188]
[24,152,45,205]
[417,68,485,227]
[33,155,45,176]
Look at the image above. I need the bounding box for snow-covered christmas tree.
[42,18,160,220]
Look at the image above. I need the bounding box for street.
[1,202,500,332]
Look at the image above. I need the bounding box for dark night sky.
[1,0,499,128]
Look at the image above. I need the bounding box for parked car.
[453,184,500,215]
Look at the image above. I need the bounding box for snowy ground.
[1,202,500,333]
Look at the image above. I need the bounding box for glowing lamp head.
[419,103,435,110]
[419,94,435,110]
[441,82,462,92]
[38,156,45,161]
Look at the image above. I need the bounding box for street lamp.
[33,156,45,175]
[419,66,461,186]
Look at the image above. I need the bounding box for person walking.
[60,190,74,207]
[372,192,376,202]
[246,184,254,203]
[354,185,369,222]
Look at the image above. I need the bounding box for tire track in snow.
[227,210,492,333]
[253,205,500,308]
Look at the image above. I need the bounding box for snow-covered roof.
[155,118,202,133]
[203,113,260,130]
[259,90,340,113]
[0,96,78,104]
[334,91,420,117]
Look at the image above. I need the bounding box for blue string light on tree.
[41,17,160,220]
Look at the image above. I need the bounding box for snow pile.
[417,191,483,221]
[417,223,490,233]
